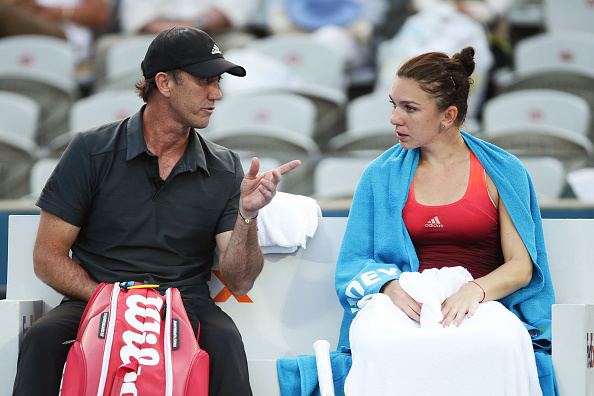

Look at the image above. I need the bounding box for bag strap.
[97,283,123,396]
[108,361,140,396]
[164,288,174,396]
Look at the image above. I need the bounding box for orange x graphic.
[211,270,253,303]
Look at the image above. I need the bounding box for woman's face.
[389,76,444,150]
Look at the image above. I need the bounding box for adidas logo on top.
[211,44,222,55]
[425,216,443,228]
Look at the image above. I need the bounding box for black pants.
[12,295,252,396]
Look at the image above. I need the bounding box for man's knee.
[197,312,247,361]
[20,302,84,354]
[202,318,243,347]
[20,316,74,357]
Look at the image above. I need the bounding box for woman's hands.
[440,281,485,327]
[382,279,422,323]
[382,278,485,327]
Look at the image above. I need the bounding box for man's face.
[167,71,223,130]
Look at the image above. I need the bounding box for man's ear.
[154,72,171,97]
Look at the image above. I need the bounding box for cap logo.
[211,45,222,55]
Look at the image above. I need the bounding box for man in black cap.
[12,27,300,396]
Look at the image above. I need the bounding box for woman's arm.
[440,177,533,327]
[335,165,408,315]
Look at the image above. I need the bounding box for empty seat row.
[2,84,592,200]
[0,32,351,151]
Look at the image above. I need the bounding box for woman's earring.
[441,124,445,129]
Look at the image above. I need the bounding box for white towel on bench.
[257,192,321,254]
[345,267,542,396]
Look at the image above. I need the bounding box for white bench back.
[544,219,594,304]
[9,215,594,307]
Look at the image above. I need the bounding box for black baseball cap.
[141,27,246,79]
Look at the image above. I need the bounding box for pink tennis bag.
[59,282,209,396]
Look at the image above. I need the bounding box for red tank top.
[402,151,503,279]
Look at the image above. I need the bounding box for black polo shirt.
[37,107,243,299]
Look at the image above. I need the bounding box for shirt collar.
[125,105,209,175]
[125,107,148,161]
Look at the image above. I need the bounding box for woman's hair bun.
[453,46,476,77]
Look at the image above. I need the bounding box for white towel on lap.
[399,266,473,328]
[345,267,542,396]
[257,192,321,254]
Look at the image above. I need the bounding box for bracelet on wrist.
[469,280,486,303]
[239,210,258,224]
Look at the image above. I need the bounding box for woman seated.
[335,47,557,395]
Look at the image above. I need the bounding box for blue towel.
[277,349,352,396]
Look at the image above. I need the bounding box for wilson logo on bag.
[59,282,209,396]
